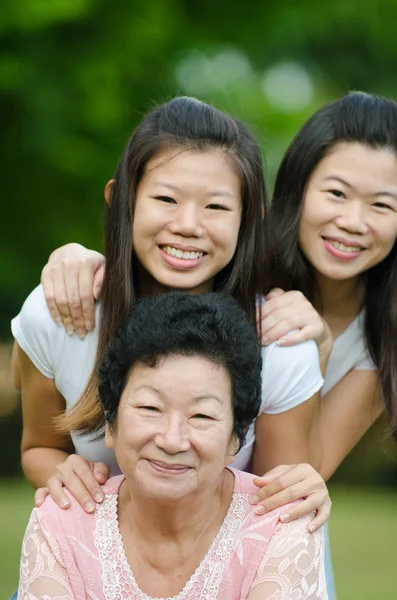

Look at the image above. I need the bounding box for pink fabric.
[18,468,327,599]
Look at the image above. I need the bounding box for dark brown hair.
[269,91,397,440]
[59,96,269,435]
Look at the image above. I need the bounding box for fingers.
[54,458,105,512]
[93,462,110,485]
[93,264,105,300]
[45,457,107,513]
[307,503,331,533]
[253,481,307,515]
[78,263,97,334]
[34,487,50,507]
[266,288,286,299]
[46,476,72,509]
[251,463,331,532]
[277,325,323,347]
[48,265,76,335]
[253,464,291,486]
[40,244,104,335]
[41,270,62,327]
[258,291,324,346]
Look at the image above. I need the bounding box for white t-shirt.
[322,311,376,397]
[11,285,323,474]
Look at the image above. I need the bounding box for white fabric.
[11,285,323,473]
[322,311,376,397]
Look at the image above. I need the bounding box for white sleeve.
[246,516,327,599]
[354,348,377,371]
[11,284,55,379]
[260,340,323,414]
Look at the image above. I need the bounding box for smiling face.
[105,354,238,502]
[299,142,397,282]
[131,149,242,295]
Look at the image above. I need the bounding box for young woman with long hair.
[11,96,329,533]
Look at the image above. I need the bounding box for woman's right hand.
[34,455,110,513]
[41,243,105,337]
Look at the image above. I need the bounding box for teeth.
[162,246,204,260]
[329,240,362,253]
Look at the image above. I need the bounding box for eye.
[207,203,229,211]
[139,405,161,413]
[193,413,213,420]
[373,201,394,211]
[328,189,345,199]
[154,195,177,204]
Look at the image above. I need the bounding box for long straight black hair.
[270,91,397,440]
[60,96,270,435]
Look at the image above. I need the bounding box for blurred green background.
[1,1,396,598]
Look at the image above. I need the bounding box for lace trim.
[94,491,251,600]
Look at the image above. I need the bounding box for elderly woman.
[18,292,327,600]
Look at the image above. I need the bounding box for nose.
[335,200,369,234]
[168,202,205,238]
[154,414,190,455]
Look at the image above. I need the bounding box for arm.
[18,343,75,489]
[319,369,383,481]
[251,393,320,475]
[10,340,21,390]
[41,243,105,336]
[246,515,327,599]
[18,510,74,599]
[250,342,329,531]
[18,344,109,511]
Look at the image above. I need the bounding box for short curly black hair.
[97,291,262,450]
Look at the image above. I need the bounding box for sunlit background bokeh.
[1,1,397,597]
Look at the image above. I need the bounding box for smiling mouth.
[160,245,205,260]
[148,460,191,475]
[322,237,364,253]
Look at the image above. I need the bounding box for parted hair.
[58,96,269,435]
[269,91,397,440]
[98,291,262,450]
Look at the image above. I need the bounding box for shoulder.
[229,467,258,495]
[260,340,323,414]
[12,284,55,336]
[37,475,124,529]
[11,285,61,378]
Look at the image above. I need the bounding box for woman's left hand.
[250,463,331,533]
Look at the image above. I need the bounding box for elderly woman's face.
[105,354,238,501]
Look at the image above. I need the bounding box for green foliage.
[1,1,397,483]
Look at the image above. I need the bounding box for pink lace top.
[18,468,327,599]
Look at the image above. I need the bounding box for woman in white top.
[12,97,329,535]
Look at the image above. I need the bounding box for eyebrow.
[323,175,397,200]
[133,385,224,404]
[153,181,236,199]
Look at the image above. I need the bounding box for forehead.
[125,354,233,404]
[312,142,397,187]
[141,148,242,193]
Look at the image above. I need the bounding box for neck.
[137,264,215,297]
[119,469,233,544]
[314,272,364,317]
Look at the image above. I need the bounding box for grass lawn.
[0,479,395,598]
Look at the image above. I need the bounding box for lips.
[160,245,205,260]
[148,459,191,474]
[321,236,367,251]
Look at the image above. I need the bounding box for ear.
[104,420,114,450]
[104,179,115,206]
